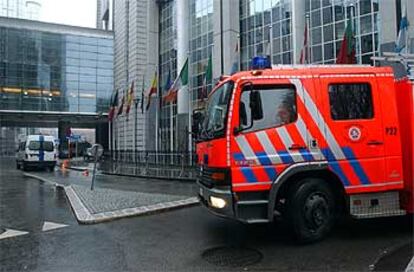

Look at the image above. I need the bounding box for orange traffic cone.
[82,169,89,176]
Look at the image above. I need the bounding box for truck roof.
[25,135,55,141]
[229,65,395,79]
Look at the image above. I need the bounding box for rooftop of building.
[0,16,113,39]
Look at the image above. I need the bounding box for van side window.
[240,85,297,132]
[328,83,373,120]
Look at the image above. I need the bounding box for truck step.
[350,191,406,219]
[245,219,270,224]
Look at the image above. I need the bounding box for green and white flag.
[164,58,188,103]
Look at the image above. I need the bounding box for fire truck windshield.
[200,81,234,140]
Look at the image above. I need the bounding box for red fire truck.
[195,62,414,242]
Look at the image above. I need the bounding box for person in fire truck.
[276,102,295,125]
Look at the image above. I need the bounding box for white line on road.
[42,221,69,232]
[0,229,29,240]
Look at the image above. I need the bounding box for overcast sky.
[40,0,97,28]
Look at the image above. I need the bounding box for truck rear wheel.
[286,178,336,243]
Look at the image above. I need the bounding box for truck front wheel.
[286,178,336,243]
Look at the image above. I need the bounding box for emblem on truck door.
[348,126,361,142]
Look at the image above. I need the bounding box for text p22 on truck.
[193,65,414,243]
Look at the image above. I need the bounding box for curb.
[23,172,200,224]
[23,172,59,187]
[101,171,197,182]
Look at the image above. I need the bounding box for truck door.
[317,75,385,189]
[231,79,314,190]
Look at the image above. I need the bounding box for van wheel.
[16,161,20,170]
[21,162,27,171]
[49,166,55,172]
[286,178,336,243]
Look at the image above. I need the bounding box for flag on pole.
[117,89,125,116]
[230,43,239,75]
[108,90,118,122]
[126,81,134,115]
[396,10,409,53]
[336,17,356,64]
[140,78,145,114]
[299,20,309,64]
[161,69,173,106]
[163,58,188,103]
[146,72,158,110]
[200,54,212,100]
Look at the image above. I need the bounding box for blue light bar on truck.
[251,56,271,70]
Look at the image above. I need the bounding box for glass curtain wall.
[0,27,113,113]
[189,0,213,104]
[240,0,293,69]
[306,0,379,64]
[159,0,177,151]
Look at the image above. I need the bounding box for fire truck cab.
[195,64,414,242]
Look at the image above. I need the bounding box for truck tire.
[286,178,336,243]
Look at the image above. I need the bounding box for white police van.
[16,135,57,171]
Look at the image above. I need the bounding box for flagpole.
[155,66,159,153]
[187,52,192,154]
[268,25,273,64]
[406,0,409,54]
[306,13,311,64]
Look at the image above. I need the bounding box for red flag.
[162,89,178,103]
[336,18,356,64]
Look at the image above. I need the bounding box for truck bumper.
[197,181,235,219]
[24,161,56,168]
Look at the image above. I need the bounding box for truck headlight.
[210,196,226,209]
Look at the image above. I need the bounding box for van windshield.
[28,141,54,152]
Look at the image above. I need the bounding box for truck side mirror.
[192,110,204,140]
[250,90,263,120]
[239,101,248,126]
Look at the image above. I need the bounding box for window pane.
[328,83,373,120]
[240,85,297,132]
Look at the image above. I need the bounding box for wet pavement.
[1,157,413,271]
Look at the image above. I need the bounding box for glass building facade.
[305,0,379,64]
[189,0,213,101]
[0,25,113,114]
[159,0,177,151]
[240,0,293,69]
[0,0,42,20]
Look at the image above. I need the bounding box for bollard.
[90,144,103,191]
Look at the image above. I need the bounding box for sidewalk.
[24,167,199,224]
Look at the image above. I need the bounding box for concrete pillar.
[57,121,71,150]
[176,0,190,151]
[292,0,305,64]
[213,0,240,79]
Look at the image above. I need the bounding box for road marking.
[0,229,29,240]
[405,256,414,272]
[42,221,68,232]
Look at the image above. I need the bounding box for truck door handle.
[367,140,383,146]
[288,144,306,150]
